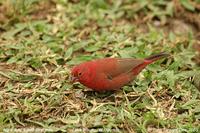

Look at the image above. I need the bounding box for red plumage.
[71,52,169,91]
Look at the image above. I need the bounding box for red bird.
[71,52,169,91]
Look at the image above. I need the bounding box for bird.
[70,52,169,91]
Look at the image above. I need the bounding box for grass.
[0,0,200,132]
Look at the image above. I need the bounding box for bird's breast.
[80,72,108,91]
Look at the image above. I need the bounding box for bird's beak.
[69,76,79,83]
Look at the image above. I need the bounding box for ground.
[0,0,200,133]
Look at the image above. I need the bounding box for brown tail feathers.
[145,52,170,62]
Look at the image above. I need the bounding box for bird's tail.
[131,52,169,75]
[145,52,170,62]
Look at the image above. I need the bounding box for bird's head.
[70,63,93,84]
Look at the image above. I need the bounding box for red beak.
[70,76,79,83]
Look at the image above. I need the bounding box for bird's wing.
[117,58,144,71]
[93,58,144,78]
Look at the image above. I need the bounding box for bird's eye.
[78,72,82,76]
